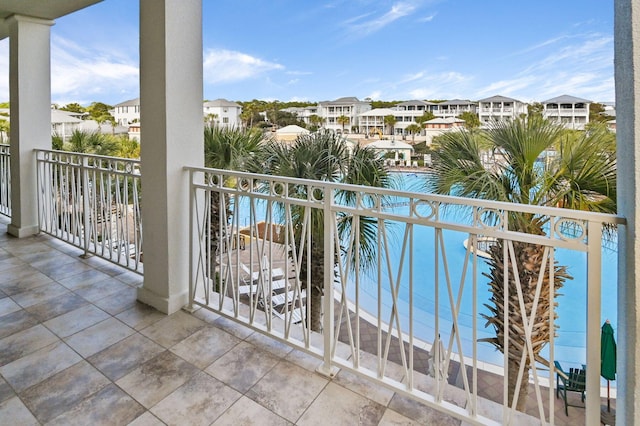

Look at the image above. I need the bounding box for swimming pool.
[232,172,618,371]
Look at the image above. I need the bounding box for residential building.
[478,95,528,124]
[203,98,242,128]
[542,94,591,130]
[280,105,319,126]
[317,96,371,133]
[432,99,477,118]
[111,97,140,126]
[423,117,466,145]
[358,108,399,136]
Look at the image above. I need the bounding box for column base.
[137,285,188,315]
[7,223,40,238]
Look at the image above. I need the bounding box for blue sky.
[0,0,615,106]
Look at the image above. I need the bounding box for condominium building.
[542,94,591,130]
[317,97,371,134]
[280,106,319,126]
[111,98,140,126]
[203,99,242,128]
[478,95,528,124]
[432,99,477,118]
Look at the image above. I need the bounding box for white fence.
[0,144,9,217]
[36,150,143,273]
[187,166,623,425]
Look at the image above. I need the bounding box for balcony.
[0,148,622,424]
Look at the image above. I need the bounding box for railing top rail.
[185,166,625,226]
[35,149,141,166]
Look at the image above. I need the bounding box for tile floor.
[0,217,596,425]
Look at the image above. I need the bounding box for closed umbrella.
[601,320,616,412]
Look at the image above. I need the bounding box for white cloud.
[366,90,382,100]
[345,2,417,36]
[418,13,436,22]
[203,49,284,84]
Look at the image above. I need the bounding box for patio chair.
[554,361,586,416]
[240,261,285,283]
[237,278,287,295]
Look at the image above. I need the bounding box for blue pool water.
[233,173,618,371]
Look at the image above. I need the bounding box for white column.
[137,0,203,314]
[6,15,54,238]
[615,0,640,423]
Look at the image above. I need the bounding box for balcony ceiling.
[0,0,102,38]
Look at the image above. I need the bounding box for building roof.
[203,99,241,108]
[275,125,310,135]
[478,95,522,103]
[359,108,397,117]
[51,109,83,124]
[319,97,367,106]
[396,100,434,107]
[542,94,592,104]
[425,117,465,124]
[114,98,140,107]
[439,99,477,106]
[365,139,414,150]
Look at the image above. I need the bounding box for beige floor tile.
[64,317,135,357]
[246,331,294,358]
[170,325,241,369]
[151,371,241,426]
[0,255,26,273]
[0,309,39,339]
[0,324,59,365]
[127,411,165,426]
[44,304,111,338]
[11,282,71,308]
[24,292,88,322]
[93,286,139,315]
[0,376,15,404]
[0,266,53,295]
[0,296,22,317]
[212,315,255,339]
[73,277,132,302]
[378,408,423,425]
[88,333,165,381]
[115,303,166,330]
[334,368,396,407]
[20,360,110,423]
[57,269,114,290]
[388,393,462,426]
[206,341,280,393]
[0,396,39,426]
[45,383,145,426]
[139,310,206,348]
[116,351,199,408]
[0,341,81,392]
[297,382,386,426]
[212,395,291,426]
[245,360,329,423]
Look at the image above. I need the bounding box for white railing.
[36,150,143,273]
[187,167,623,425]
[0,144,9,217]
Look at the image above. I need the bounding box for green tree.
[405,123,422,143]
[415,111,436,126]
[256,130,392,331]
[86,102,113,121]
[336,115,350,133]
[458,111,480,129]
[308,114,325,131]
[60,103,85,114]
[428,117,616,411]
[384,114,397,136]
[589,102,614,123]
[527,102,544,121]
[204,125,266,255]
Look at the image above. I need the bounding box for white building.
[280,106,319,126]
[432,99,477,118]
[317,97,371,134]
[423,117,466,145]
[111,98,140,126]
[358,108,398,136]
[542,95,591,130]
[478,95,528,124]
[203,99,242,128]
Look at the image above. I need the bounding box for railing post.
[585,221,602,426]
[318,184,337,378]
[81,155,91,258]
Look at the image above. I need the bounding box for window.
[223,117,229,124]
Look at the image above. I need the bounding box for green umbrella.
[601,320,616,412]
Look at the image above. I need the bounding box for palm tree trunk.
[507,356,530,412]
[301,240,325,332]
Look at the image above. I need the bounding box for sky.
[0,0,615,106]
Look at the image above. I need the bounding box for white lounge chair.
[240,262,285,283]
[237,278,287,295]
[261,255,285,280]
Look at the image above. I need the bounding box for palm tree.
[204,125,266,256]
[257,130,392,331]
[428,117,616,411]
[384,114,397,136]
[405,123,423,143]
[336,115,350,133]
